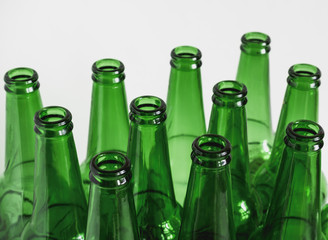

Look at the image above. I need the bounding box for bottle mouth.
[92,58,125,84]
[285,120,324,151]
[191,134,231,168]
[4,67,40,93]
[90,151,132,187]
[240,32,271,55]
[212,80,247,107]
[34,106,73,136]
[129,95,167,124]
[170,45,202,70]
[287,64,321,89]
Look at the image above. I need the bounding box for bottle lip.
[287,64,321,89]
[92,58,125,84]
[129,95,167,124]
[285,120,324,151]
[34,106,73,136]
[170,45,202,70]
[240,32,271,55]
[191,134,231,168]
[89,151,132,187]
[212,80,247,107]
[4,67,40,94]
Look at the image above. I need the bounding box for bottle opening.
[133,96,163,112]
[243,32,270,44]
[240,32,271,54]
[4,67,40,93]
[93,59,123,72]
[287,64,321,89]
[172,46,201,59]
[7,68,36,81]
[212,80,247,106]
[92,58,125,83]
[34,106,72,130]
[192,134,231,167]
[170,45,202,70]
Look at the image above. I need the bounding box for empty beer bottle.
[179,134,236,240]
[253,63,322,212]
[250,120,324,240]
[80,58,129,198]
[236,32,273,175]
[0,67,43,239]
[21,106,87,239]
[127,96,182,240]
[166,46,206,205]
[208,81,260,239]
[86,151,139,240]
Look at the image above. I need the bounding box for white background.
[0,0,327,176]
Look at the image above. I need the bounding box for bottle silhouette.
[22,106,87,239]
[208,80,261,239]
[127,95,182,239]
[80,58,129,198]
[0,67,43,239]
[166,46,206,205]
[86,151,139,240]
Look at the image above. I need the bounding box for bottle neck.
[265,120,323,239]
[166,45,206,139]
[4,67,42,175]
[236,32,272,155]
[208,81,250,186]
[86,59,129,161]
[269,64,320,166]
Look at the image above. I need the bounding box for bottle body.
[179,134,236,240]
[128,96,182,240]
[236,32,273,175]
[86,151,139,240]
[0,67,42,239]
[22,106,87,239]
[250,120,324,240]
[208,81,260,239]
[80,59,129,198]
[166,46,206,205]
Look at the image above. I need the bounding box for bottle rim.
[191,134,231,168]
[212,80,247,107]
[240,31,271,55]
[287,64,321,89]
[4,67,40,93]
[129,95,167,124]
[92,58,125,83]
[170,45,202,70]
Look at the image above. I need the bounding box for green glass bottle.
[0,67,43,239]
[86,151,139,240]
[250,120,324,240]
[208,80,260,239]
[322,204,328,239]
[21,106,87,239]
[253,63,322,212]
[236,32,273,175]
[166,46,206,205]
[80,58,129,198]
[127,95,182,240]
[178,134,236,240]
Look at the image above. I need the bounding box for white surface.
[0,0,328,175]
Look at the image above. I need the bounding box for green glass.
[166,46,206,205]
[21,106,87,239]
[0,67,43,239]
[250,120,324,240]
[236,32,273,175]
[80,58,129,198]
[208,81,260,239]
[86,151,139,240]
[127,96,182,240]
[178,134,236,240]
[322,204,328,239]
[253,63,321,212]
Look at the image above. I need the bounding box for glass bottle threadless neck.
[287,64,321,90]
[92,58,125,84]
[284,120,324,152]
[240,32,271,55]
[89,151,132,188]
[34,106,73,137]
[191,134,232,168]
[4,67,40,94]
[129,95,167,124]
[170,45,202,70]
[212,80,247,107]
